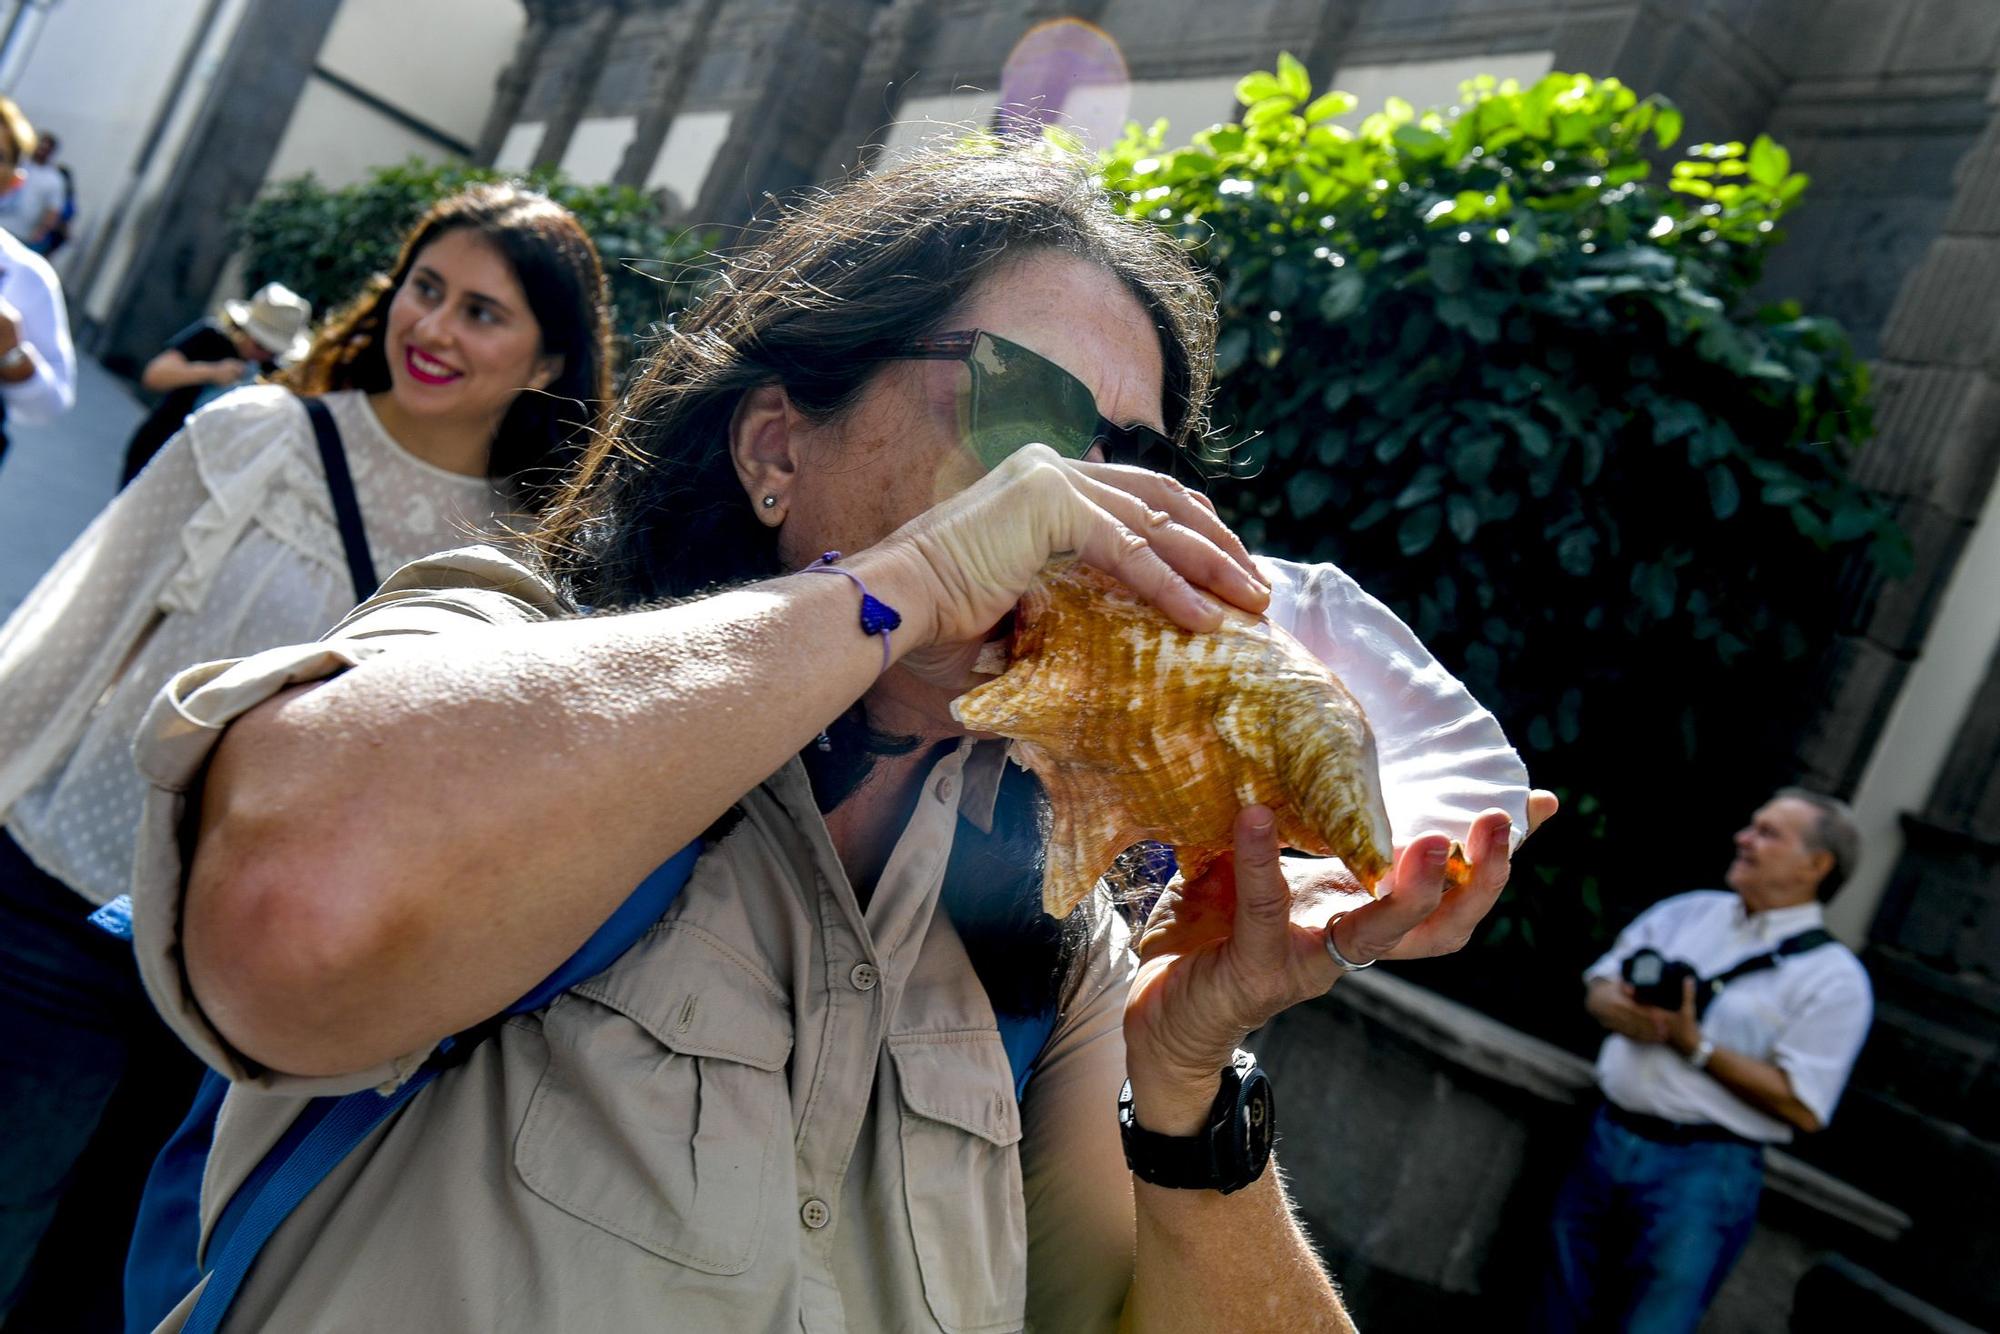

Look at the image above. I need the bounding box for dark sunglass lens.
[968,334,1102,463]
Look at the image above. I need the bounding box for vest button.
[800,1197,832,1230]
[850,961,880,992]
[936,775,956,802]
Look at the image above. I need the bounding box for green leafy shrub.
[1103,62,1901,1033]
[234,158,715,368]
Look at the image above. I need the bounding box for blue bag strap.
[300,396,378,603]
[179,1070,436,1333]
[139,842,705,1331]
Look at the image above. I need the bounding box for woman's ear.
[730,383,801,525]
[529,352,564,394]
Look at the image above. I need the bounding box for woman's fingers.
[1069,466,1268,617]
[1334,833,1452,964]
[1068,500,1228,633]
[1525,789,1560,839]
[1075,460,1267,604]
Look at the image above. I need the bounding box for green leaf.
[1236,71,1285,106]
[1829,501,1878,542]
[1395,465,1446,510]
[1707,466,1741,519]
[1317,269,1365,323]
[1393,124,1448,158]
[1556,528,1595,577]
[1350,498,1392,531]
[1244,95,1298,128]
[1429,244,1473,295]
[1303,90,1357,123]
[1654,104,1684,148]
[1276,51,1312,101]
[1286,469,1338,519]
[1447,493,1481,542]
[1398,505,1443,556]
[1451,433,1503,485]
[1748,134,1790,188]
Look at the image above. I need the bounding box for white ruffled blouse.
[0,385,508,904]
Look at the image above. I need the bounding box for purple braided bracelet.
[799,551,902,673]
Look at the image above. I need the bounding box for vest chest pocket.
[514,924,794,1275]
[890,1031,1027,1334]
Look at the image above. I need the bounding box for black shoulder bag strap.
[300,396,379,603]
[1698,928,1836,1014]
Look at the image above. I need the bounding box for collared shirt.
[1585,891,1873,1143]
[128,549,1141,1333]
[0,224,73,425]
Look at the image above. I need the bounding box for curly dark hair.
[279,183,613,504]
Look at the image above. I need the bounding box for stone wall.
[1260,968,1913,1331]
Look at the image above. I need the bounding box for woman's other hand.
[1121,791,1558,1133]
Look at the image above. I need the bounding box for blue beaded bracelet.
[800,551,902,673]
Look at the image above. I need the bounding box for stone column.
[614,0,725,189]
[475,0,565,164]
[95,0,343,369]
[693,0,876,226]
[813,0,940,182]
[533,0,624,170]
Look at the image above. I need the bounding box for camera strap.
[1700,927,1835,1012]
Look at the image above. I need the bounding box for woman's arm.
[141,348,242,393]
[188,446,1270,1077]
[1121,798,1554,1330]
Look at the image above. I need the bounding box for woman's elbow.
[181,768,413,1077]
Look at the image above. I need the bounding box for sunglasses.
[886,329,1194,479]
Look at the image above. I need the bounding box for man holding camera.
[1539,788,1874,1333]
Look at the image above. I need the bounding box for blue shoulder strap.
[119,842,702,1334]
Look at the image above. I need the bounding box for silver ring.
[1323,911,1375,971]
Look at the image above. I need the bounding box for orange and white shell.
[951,561,1395,917]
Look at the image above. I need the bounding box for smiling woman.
[0,183,614,1324]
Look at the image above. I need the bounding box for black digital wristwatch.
[1118,1049,1275,1195]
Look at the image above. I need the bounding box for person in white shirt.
[1538,788,1874,1333]
[0,105,62,249]
[0,99,75,470]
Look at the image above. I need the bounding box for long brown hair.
[280,183,613,503]
[528,143,1218,607]
[526,144,1218,1019]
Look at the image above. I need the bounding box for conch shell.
[951,561,1395,917]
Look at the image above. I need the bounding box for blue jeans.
[0,830,203,1331]
[1537,1104,1765,1334]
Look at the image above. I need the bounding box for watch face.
[1239,1070,1276,1172]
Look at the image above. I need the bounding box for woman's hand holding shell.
[874,444,1270,662]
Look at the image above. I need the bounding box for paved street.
[0,355,143,619]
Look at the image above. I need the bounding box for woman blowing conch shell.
[955,558,1533,920]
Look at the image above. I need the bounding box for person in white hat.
[118,282,313,485]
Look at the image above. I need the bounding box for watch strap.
[1119,1050,1274,1195]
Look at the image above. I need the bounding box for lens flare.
[995,19,1131,147]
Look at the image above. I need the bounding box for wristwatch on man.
[1118,1049,1275,1195]
[1687,1038,1717,1071]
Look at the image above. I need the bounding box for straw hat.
[222,282,313,364]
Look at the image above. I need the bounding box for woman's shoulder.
[181,383,307,448]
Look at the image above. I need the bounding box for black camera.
[1621,948,1698,1011]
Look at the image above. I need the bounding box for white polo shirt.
[1585,891,1873,1143]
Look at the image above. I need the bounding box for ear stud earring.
[762,495,778,509]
